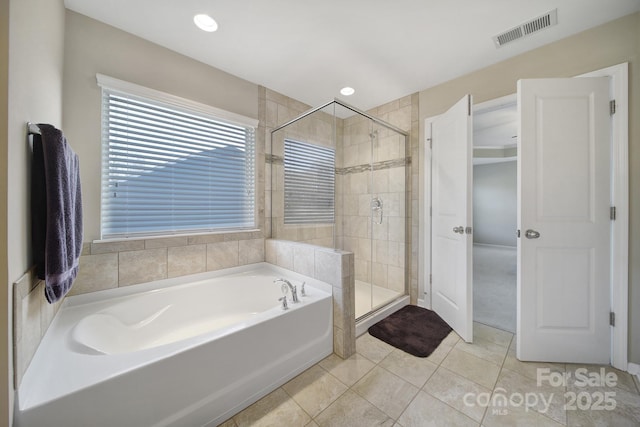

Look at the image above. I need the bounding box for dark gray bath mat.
[368,305,452,357]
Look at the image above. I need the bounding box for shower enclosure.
[269,99,410,325]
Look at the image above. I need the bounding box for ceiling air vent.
[493,9,558,48]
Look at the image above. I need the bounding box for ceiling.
[64,0,640,115]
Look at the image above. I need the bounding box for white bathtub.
[15,263,333,427]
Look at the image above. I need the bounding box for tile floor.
[219,322,640,426]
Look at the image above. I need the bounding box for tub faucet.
[274,278,299,303]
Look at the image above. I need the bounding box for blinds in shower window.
[284,139,335,224]
[100,85,256,239]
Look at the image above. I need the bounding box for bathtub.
[15,262,333,427]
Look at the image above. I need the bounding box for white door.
[430,95,473,343]
[517,77,611,363]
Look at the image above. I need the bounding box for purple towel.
[31,124,83,303]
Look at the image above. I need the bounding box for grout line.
[420,369,487,425]
[278,379,323,423]
[478,330,512,427]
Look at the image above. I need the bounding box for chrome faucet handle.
[280,282,289,296]
[278,296,288,310]
[275,278,299,303]
[300,282,306,297]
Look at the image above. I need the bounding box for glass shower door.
[352,119,406,320]
[365,122,406,318]
[269,98,408,323]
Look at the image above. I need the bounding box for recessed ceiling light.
[194,14,218,32]
[340,87,355,96]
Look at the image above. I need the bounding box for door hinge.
[468,96,472,116]
[465,226,473,235]
[610,206,616,221]
[517,229,521,238]
[610,100,616,115]
[610,312,615,327]
[429,274,432,285]
[427,137,432,149]
[429,206,432,217]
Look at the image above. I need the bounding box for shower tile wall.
[368,94,420,304]
[267,88,420,304]
[264,88,342,248]
[340,96,414,296]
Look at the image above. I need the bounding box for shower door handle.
[371,198,383,225]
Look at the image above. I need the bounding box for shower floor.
[355,280,402,319]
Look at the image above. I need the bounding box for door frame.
[418,62,629,370]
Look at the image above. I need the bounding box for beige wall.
[3,1,66,425]
[419,12,640,363]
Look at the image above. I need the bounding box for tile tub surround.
[72,232,265,294]
[266,239,355,358]
[12,268,63,389]
[220,322,640,427]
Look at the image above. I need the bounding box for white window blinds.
[284,139,335,224]
[100,85,256,239]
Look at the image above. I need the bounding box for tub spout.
[274,278,299,303]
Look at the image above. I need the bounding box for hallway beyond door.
[473,244,516,333]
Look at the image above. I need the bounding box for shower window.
[97,74,258,239]
[283,139,335,224]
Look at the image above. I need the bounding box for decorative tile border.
[337,157,411,175]
[266,154,411,176]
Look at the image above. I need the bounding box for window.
[98,75,257,239]
[284,139,335,224]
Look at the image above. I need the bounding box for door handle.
[525,229,540,239]
[453,226,464,234]
[371,197,383,225]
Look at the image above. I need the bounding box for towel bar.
[27,122,41,135]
